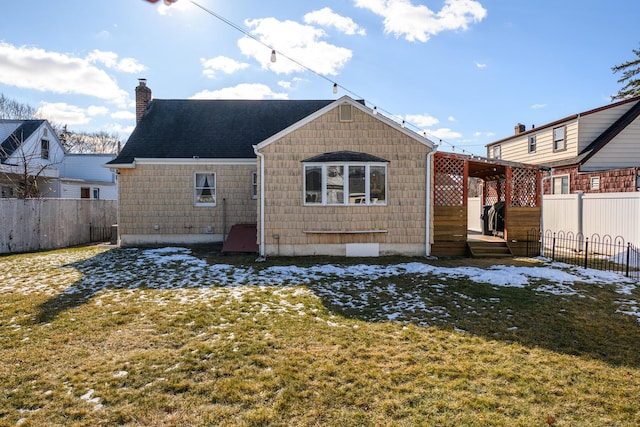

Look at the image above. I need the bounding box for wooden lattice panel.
[484,179,505,206]
[511,168,537,207]
[434,155,465,206]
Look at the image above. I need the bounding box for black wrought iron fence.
[526,229,640,280]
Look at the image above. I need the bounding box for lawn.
[1,245,639,426]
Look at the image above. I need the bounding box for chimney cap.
[138,78,147,86]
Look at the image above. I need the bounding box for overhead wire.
[187,0,478,156]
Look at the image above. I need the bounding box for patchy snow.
[0,246,638,324]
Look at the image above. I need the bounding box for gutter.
[253,145,266,259]
[425,144,438,256]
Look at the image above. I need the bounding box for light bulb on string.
[332,83,338,94]
[270,50,277,63]
[373,106,378,115]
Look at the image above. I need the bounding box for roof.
[0,120,46,163]
[544,98,640,168]
[107,99,336,165]
[487,95,640,147]
[303,150,389,163]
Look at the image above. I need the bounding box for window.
[251,172,258,199]
[552,175,569,194]
[41,139,50,160]
[194,173,216,205]
[590,176,600,190]
[93,188,100,199]
[304,163,387,205]
[493,145,501,159]
[80,187,90,199]
[528,135,537,153]
[553,126,566,151]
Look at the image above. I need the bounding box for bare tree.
[59,127,121,154]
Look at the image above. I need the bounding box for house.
[0,119,117,199]
[106,80,437,256]
[486,96,640,194]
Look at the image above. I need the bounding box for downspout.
[425,144,438,256]
[253,145,265,258]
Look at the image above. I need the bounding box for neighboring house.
[0,119,117,199]
[486,96,640,194]
[59,154,118,200]
[106,80,436,256]
[1,119,64,198]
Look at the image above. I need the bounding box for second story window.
[528,135,537,153]
[553,126,566,151]
[41,139,50,160]
[493,145,501,159]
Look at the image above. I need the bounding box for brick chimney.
[514,123,526,135]
[135,78,152,124]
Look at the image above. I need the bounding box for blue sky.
[0,0,638,155]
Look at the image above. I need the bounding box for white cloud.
[200,56,250,78]
[156,0,191,16]
[278,80,292,89]
[304,7,366,35]
[111,110,136,120]
[355,0,487,42]
[405,113,439,127]
[190,83,289,100]
[475,62,487,68]
[531,103,547,109]
[36,102,91,126]
[87,105,109,116]
[448,116,456,121]
[238,18,352,76]
[0,43,130,106]
[86,49,146,73]
[425,127,463,140]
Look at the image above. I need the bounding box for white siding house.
[487,96,640,194]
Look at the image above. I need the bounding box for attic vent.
[339,104,353,122]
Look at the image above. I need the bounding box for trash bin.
[482,205,492,235]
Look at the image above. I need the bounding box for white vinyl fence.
[467,197,482,232]
[542,192,640,246]
[0,199,117,254]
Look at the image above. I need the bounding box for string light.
[184,0,477,157]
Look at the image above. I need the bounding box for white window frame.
[194,172,216,206]
[251,171,258,199]
[303,162,388,206]
[553,126,566,152]
[590,176,600,191]
[528,135,536,153]
[493,145,501,159]
[552,175,570,194]
[41,139,50,160]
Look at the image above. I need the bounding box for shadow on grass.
[34,246,640,367]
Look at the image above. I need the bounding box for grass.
[1,245,639,426]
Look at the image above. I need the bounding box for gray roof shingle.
[108,99,335,165]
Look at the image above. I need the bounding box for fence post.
[584,238,589,269]
[552,232,556,261]
[627,242,631,278]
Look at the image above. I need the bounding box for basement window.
[194,173,216,206]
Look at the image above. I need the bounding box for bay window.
[304,162,387,205]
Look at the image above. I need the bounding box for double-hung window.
[41,139,50,160]
[552,175,569,194]
[528,135,536,153]
[553,126,566,151]
[195,173,216,206]
[304,160,387,206]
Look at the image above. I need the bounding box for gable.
[0,120,47,163]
